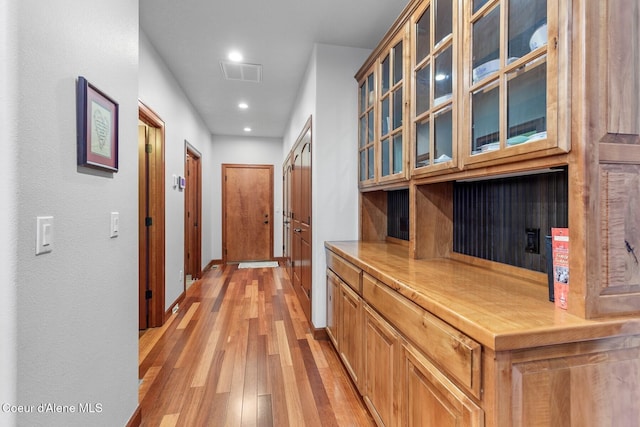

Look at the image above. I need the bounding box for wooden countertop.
[325,241,640,351]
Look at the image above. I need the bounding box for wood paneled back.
[453,170,568,272]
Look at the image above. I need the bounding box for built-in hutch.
[328,0,640,425]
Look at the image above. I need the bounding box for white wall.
[1,2,18,425]
[283,51,317,154]
[210,134,284,260]
[6,0,139,425]
[283,44,370,328]
[139,31,215,309]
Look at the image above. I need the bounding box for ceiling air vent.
[220,61,263,83]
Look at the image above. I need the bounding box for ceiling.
[139,0,409,138]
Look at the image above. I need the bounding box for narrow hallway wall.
[8,0,140,425]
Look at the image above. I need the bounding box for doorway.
[138,101,166,330]
[184,143,202,283]
[222,164,274,262]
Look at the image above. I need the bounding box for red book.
[552,228,569,310]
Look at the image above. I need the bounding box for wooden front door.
[290,118,312,321]
[184,145,202,280]
[222,164,274,262]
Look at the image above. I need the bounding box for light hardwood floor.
[138,264,374,426]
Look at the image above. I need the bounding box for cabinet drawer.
[326,250,361,294]
[362,273,482,398]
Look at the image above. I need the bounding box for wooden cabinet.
[341,2,640,423]
[327,249,485,426]
[357,8,416,190]
[460,0,570,168]
[326,242,640,427]
[403,342,483,427]
[325,252,364,391]
[357,0,640,320]
[363,303,401,427]
[359,0,571,182]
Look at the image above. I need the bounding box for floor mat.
[238,261,279,269]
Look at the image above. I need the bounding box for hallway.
[138,264,374,426]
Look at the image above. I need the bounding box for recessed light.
[228,51,243,62]
[238,102,249,109]
[243,127,252,132]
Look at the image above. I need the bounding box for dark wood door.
[223,164,274,262]
[184,146,201,280]
[290,119,312,322]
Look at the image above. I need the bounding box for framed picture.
[77,76,119,171]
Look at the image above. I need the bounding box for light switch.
[36,216,54,255]
[110,212,119,238]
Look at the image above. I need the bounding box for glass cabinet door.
[359,70,376,185]
[379,29,407,183]
[464,0,562,164]
[412,0,457,176]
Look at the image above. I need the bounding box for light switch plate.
[110,212,119,238]
[36,216,54,255]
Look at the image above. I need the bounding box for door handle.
[264,220,269,224]
[294,228,302,233]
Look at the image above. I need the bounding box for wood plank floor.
[138,264,374,427]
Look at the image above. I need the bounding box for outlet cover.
[525,228,540,254]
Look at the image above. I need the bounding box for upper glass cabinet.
[463,0,566,165]
[358,69,376,186]
[358,25,409,188]
[379,30,408,184]
[411,0,458,176]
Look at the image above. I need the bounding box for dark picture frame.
[77,76,119,171]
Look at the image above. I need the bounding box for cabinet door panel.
[403,343,484,427]
[326,270,340,348]
[339,282,363,390]
[509,342,640,426]
[364,305,400,427]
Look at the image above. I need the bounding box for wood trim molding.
[184,142,202,280]
[203,259,223,272]
[355,0,421,80]
[126,405,141,427]
[599,142,640,164]
[313,327,329,341]
[138,100,166,329]
[165,291,186,322]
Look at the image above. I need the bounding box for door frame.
[138,101,166,329]
[221,163,274,264]
[184,141,202,281]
